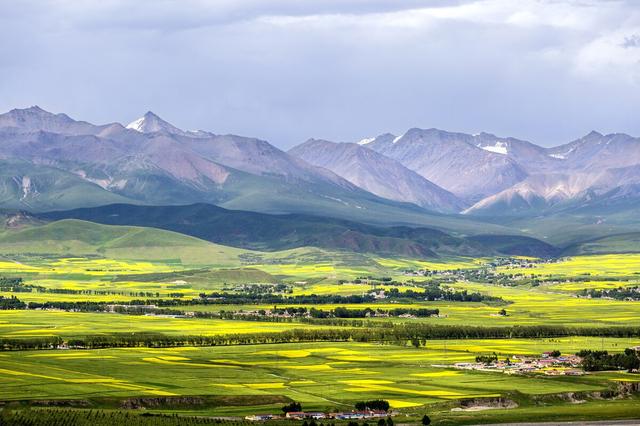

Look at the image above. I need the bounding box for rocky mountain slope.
[3,106,640,225]
[289,139,464,212]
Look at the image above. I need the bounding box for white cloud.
[575,28,640,82]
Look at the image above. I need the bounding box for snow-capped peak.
[126,111,185,135]
[126,116,146,132]
[478,141,508,155]
[357,137,375,145]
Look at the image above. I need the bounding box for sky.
[1,0,639,148]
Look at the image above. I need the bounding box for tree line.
[4,324,640,351]
[578,286,640,301]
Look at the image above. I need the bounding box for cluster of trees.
[0,277,29,292]
[475,353,499,364]
[282,401,302,413]
[354,400,390,411]
[0,295,26,310]
[385,287,503,303]
[198,293,375,305]
[231,283,292,295]
[348,276,396,284]
[0,336,63,350]
[578,349,640,372]
[264,307,439,319]
[578,286,640,301]
[27,301,111,312]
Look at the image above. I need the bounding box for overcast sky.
[1,0,639,148]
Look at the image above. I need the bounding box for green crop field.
[0,310,338,339]
[1,221,640,425]
[1,340,638,409]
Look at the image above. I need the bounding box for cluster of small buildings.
[245,410,389,422]
[490,257,560,269]
[454,352,584,376]
[403,269,458,277]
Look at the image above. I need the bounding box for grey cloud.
[622,35,640,48]
[0,0,638,149]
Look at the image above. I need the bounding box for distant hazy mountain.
[465,136,640,216]
[548,131,640,170]
[461,173,594,216]
[361,128,528,202]
[0,106,121,136]
[353,126,640,217]
[0,107,367,213]
[0,107,504,233]
[3,106,640,227]
[289,139,464,212]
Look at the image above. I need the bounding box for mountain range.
[293,128,640,219]
[1,106,639,248]
[0,107,445,228]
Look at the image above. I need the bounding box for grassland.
[0,220,249,266]
[1,252,640,331]
[1,340,638,410]
[501,253,640,277]
[0,310,334,339]
[1,226,640,424]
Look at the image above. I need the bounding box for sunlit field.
[0,258,176,277]
[550,280,640,292]
[2,339,638,411]
[2,251,640,423]
[503,254,640,277]
[2,253,640,328]
[372,257,485,271]
[0,310,334,339]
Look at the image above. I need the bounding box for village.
[453,351,585,376]
[246,410,392,422]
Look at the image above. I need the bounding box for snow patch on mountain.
[392,133,405,144]
[479,141,508,155]
[357,137,375,145]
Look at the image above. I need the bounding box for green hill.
[0,160,135,211]
[0,219,248,266]
[563,232,640,255]
[39,203,560,258]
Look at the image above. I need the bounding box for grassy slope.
[0,157,514,237]
[0,219,248,266]
[493,197,640,248]
[38,203,562,258]
[210,170,516,235]
[0,160,135,211]
[563,232,640,255]
[0,219,400,275]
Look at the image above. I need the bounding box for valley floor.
[1,251,640,424]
